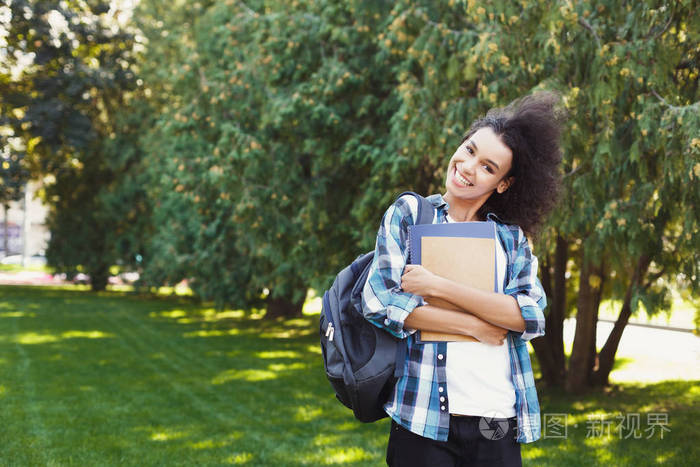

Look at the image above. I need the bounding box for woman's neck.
[443,193,484,222]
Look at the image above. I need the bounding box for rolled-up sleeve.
[361,195,422,339]
[504,229,546,341]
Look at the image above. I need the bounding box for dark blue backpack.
[320,192,435,422]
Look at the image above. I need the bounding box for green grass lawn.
[0,263,51,273]
[0,286,697,466]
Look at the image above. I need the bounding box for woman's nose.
[461,157,477,172]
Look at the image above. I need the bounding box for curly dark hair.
[465,92,564,237]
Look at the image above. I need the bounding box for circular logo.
[478,411,510,441]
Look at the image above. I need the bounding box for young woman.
[362,93,562,466]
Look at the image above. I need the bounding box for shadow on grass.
[0,285,387,465]
[1,285,697,466]
[526,381,699,466]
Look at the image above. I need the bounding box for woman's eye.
[483,164,494,174]
[466,146,474,155]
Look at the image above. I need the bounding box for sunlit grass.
[254,350,302,359]
[107,283,195,296]
[211,368,278,384]
[0,263,51,273]
[0,285,697,466]
[0,285,391,465]
[0,311,29,318]
[0,329,114,344]
[226,452,254,464]
[302,293,323,315]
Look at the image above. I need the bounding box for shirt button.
[440,396,445,402]
[439,387,444,393]
[441,405,446,411]
[384,318,391,326]
[437,354,444,360]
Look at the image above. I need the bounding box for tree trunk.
[549,235,568,380]
[531,235,568,386]
[565,250,603,393]
[90,263,110,292]
[266,294,305,318]
[591,255,651,386]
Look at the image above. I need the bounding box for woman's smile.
[453,166,474,187]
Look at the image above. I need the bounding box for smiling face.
[444,127,514,212]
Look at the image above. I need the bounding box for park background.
[0,0,698,465]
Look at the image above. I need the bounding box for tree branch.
[425,19,479,38]
[650,89,700,113]
[563,164,582,178]
[198,68,210,89]
[578,17,601,49]
[645,4,675,40]
[237,1,258,17]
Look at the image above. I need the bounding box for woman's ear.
[497,176,514,194]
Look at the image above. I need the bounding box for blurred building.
[1,180,50,258]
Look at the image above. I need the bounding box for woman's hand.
[401,264,443,298]
[403,304,510,345]
[470,317,509,345]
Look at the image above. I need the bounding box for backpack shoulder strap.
[391,191,434,377]
[395,191,435,226]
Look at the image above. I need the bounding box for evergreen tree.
[364,0,699,390]
[138,0,396,314]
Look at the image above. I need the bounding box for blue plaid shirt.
[361,193,545,443]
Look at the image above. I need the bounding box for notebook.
[407,221,497,342]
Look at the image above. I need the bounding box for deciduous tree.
[0,0,139,289]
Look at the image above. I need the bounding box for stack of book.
[408,221,497,342]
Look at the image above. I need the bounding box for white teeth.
[456,171,473,186]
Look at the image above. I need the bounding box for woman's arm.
[361,195,424,338]
[401,264,526,332]
[403,304,509,345]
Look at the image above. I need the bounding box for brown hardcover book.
[408,222,497,342]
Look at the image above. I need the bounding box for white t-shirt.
[444,214,516,418]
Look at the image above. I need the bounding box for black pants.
[386,416,522,467]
